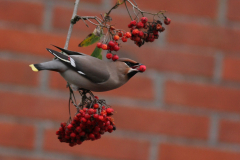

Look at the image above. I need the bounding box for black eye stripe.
[125,62,139,67]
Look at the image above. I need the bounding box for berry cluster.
[128,16,171,47]
[95,15,171,61]
[56,96,116,147]
[97,31,132,61]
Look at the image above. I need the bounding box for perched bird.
[29,45,146,92]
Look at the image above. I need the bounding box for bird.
[29,45,146,92]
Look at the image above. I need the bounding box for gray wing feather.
[70,55,110,83]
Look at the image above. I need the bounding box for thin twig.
[124,1,133,20]
[64,0,80,49]
[126,0,166,16]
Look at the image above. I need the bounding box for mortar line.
[208,113,220,146]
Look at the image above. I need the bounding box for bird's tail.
[29,60,67,72]
[29,63,44,72]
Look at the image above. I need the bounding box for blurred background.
[0,0,240,159]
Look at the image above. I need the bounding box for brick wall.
[0,0,240,160]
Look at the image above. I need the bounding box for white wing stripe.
[70,57,76,67]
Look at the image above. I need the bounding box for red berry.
[112,55,119,61]
[89,133,95,140]
[94,127,100,132]
[138,65,146,72]
[106,121,110,126]
[81,117,87,123]
[128,23,132,28]
[106,108,114,114]
[98,116,104,121]
[80,131,85,136]
[87,120,91,125]
[153,30,159,35]
[85,114,90,119]
[77,140,82,145]
[132,29,139,35]
[93,114,99,119]
[93,103,99,109]
[102,44,108,50]
[118,31,123,37]
[130,20,137,26]
[137,22,144,28]
[94,96,99,99]
[138,31,144,38]
[70,132,76,138]
[106,53,112,59]
[110,25,115,30]
[164,18,171,25]
[67,124,73,130]
[97,42,102,48]
[61,122,66,128]
[88,108,94,115]
[113,45,120,51]
[76,113,81,118]
[108,41,115,47]
[76,126,81,132]
[56,131,60,135]
[135,36,141,42]
[141,17,148,23]
[108,125,113,130]
[149,38,155,42]
[156,24,162,30]
[122,36,127,42]
[125,32,131,38]
[113,35,119,41]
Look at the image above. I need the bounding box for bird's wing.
[46,48,110,83]
[52,45,85,56]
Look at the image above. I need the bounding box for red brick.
[135,0,218,18]
[223,57,240,82]
[0,1,44,26]
[165,81,240,113]
[0,155,55,160]
[227,0,240,21]
[219,119,240,144]
[49,72,154,100]
[113,106,209,139]
[0,28,94,58]
[159,143,240,160]
[121,45,215,76]
[0,91,69,121]
[53,7,101,33]
[44,129,149,160]
[0,59,38,86]
[168,22,240,52]
[0,122,35,149]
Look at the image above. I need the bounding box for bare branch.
[64,0,80,50]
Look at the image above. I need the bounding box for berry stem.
[124,1,133,21]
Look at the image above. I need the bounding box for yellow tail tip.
[29,64,38,72]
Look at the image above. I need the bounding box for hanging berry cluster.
[128,16,171,47]
[56,91,116,147]
[95,15,170,61]
[96,28,133,62]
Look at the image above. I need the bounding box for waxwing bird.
[29,45,145,92]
